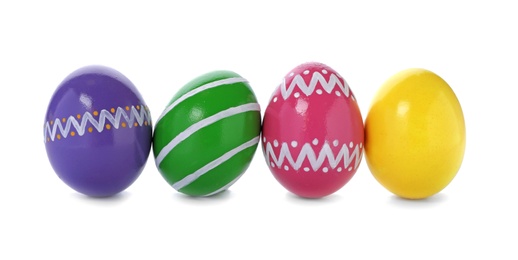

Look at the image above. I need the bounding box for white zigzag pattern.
[44,105,151,143]
[264,141,362,172]
[280,71,350,100]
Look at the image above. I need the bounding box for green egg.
[153,71,261,196]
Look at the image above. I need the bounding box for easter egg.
[365,68,466,199]
[44,65,153,197]
[153,70,261,196]
[262,62,364,198]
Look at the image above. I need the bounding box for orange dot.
[125,106,130,111]
[144,121,148,126]
[136,105,140,110]
[106,124,111,130]
[50,120,54,125]
[70,131,76,137]
[88,127,93,133]
[110,108,115,113]
[62,118,66,123]
[93,111,99,116]
[76,114,81,119]
[121,122,127,128]
[47,137,50,142]
[57,134,61,140]
[134,122,138,127]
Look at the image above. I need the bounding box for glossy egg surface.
[262,62,364,198]
[44,65,152,197]
[153,70,261,196]
[365,68,466,199]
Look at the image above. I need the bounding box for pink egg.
[262,62,364,198]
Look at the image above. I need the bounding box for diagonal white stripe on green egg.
[172,136,260,190]
[156,77,248,124]
[155,103,260,166]
[153,70,261,196]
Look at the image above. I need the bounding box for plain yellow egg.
[365,68,466,199]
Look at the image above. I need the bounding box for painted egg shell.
[153,71,261,196]
[365,68,465,199]
[262,62,364,198]
[44,65,153,197]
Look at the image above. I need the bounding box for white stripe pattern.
[172,136,260,190]
[44,105,151,142]
[156,77,248,124]
[203,170,245,196]
[155,103,261,166]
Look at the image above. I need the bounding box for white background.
[1,0,517,259]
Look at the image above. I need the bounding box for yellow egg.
[365,68,466,199]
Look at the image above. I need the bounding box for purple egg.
[44,65,152,197]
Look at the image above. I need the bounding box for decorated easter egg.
[153,70,261,196]
[262,62,364,198]
[44,65,153,197]
[365,68,465,199]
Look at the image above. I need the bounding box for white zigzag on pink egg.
[263,139,363,172]
[280,70,351,100]
[44,105,151,143]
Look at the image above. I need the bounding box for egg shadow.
[72,191,131,205]
[173,189,233,204]
[388,193,448,208]
[285,192,342,205]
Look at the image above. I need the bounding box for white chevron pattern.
[44,105,151,142]
[280,71,350,100]
[264,139,362,172]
